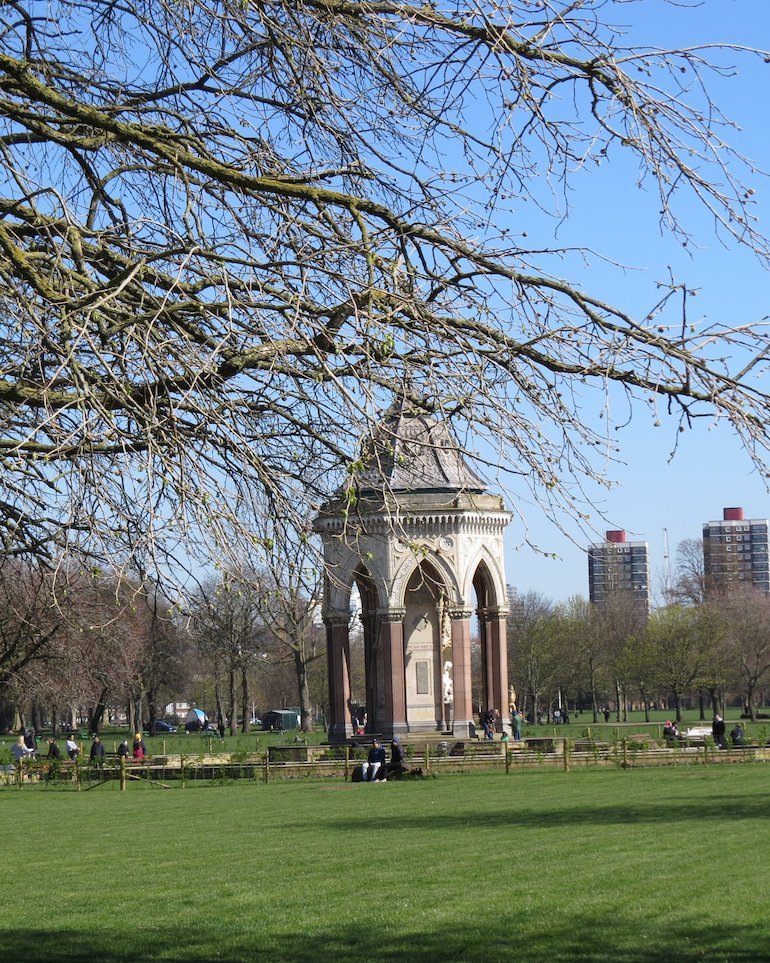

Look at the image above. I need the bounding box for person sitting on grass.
[361,739,386,782]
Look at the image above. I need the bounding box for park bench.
[684,726,713,745]
[572,740,611,753]
[524,737,557,753]
[268,745,312,763]
[449,740,504,757]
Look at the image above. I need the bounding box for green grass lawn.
[2,766,769,961]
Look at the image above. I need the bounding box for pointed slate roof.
[353,401,487,494]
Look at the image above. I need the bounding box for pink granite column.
[486,608,510,734]
[324,610,352,743]
[379,609,408,740]
[450,608,474,737]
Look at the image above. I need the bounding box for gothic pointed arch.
[391,545,461,612]
[471,558,510,720]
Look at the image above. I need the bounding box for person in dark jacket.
[663,720,682,742]
[712,714,726,748]
[361,739,386,781]
[45,737,62,781]
[388,738,406,779]
[90,736,106,763]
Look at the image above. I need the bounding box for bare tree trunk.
[241,670,250,734]
[707,687,720,718]
[214,679,224,731]
[228,669,236,735]
[89,688,110,733]
[588,662,598,724]
[146,689,160,735]
[673,691,682,723]
[639,686,650,723]
[746,682,757,721]
[31,701,44,733]
[294,648,313,732]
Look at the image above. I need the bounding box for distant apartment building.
[587,530,650,616]
[702,507,770,597]
[506,583,523,621]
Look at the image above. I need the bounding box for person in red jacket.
[132,732,148,759]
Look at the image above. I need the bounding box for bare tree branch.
[0,0,768,588]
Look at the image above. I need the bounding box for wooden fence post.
[120,756,127,792]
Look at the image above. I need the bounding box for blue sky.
[501,0,770,603]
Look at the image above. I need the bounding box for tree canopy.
[1,0,769,587]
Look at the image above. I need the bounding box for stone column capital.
[322,607,350,627]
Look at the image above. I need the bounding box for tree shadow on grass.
[323,791,769,834]
[1,916,767,962]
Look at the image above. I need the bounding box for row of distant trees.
[0,548,329,736]
[508,540,770,724]
[4,531,769,735]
